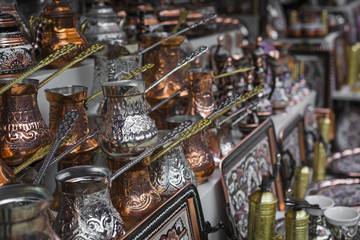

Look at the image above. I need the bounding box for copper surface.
[167,115,215,184]
[39,0,88,68]
[0,158,14,186]
[142,33,187,129]
[185,68,216,118]
[0,79,51,166]
[109,157,162,230]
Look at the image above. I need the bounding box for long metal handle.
[151,85,265,162]
[0,43,76,95]
[110,120,194,183]
[145,46,208,94]
[33,111,79,185]
[38,44,104,88]
[139,13,216,55]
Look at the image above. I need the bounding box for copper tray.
[327,148,360,177]
[305,178,360,210]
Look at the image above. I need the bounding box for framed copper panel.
[278,114,306,192]
[122,183,206,240]
[220,118,284,240]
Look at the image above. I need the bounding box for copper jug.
[167,115,215,184]
[0,79,51,166]
[141,32,188,129]
[0,184,60,240]
[53,165,126,239]
[109,157,162,230]
[39,0,88,68]
[0,13,35,78]
[45,85,99,169]
[150,131,196,200]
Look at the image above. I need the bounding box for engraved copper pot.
[87,43,140,130]
[109,157,162,230]
[185,68,216,118]
[0,184,60,240]
[99,80,158,157]
[150,131,196,200]
[167,115,215,184]
[0,79,51,166]
[0,13,35,78]
[39,0,88,68]
[141,32,187,129]
[53,165,126,239]
[45,85,99,211]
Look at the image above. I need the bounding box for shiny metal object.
[293,166,310,199]
[167,115,215,184]
[82,1,126,44]
[53,165,126,239]
[0,79,51,166]
[185,68,216,118]
[0,158,14,186]
[285,208,309,240]
[39,0,88,68]
[45,85,99,170]
[33,111,78,185]
[0,13,35,78]
[150,133,196,199]
[99,80,158,157]
[312,141,327,182]
[0,184,60,239]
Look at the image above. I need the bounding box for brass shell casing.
[285,209,309,240]
[248,189,278,240]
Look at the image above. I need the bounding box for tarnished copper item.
[185,68,216,118]
[0,79,51,166]
[39,0,88,68]
[54,165,126,239]
[141,32,187,129]
[0,158,14,186]
[109,157,162,229]
[0,184,60,239]
[167,115,215,184]
[0,13,35,78]
[150,130,196,200]
[45,85,99,169]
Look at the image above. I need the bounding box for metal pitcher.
[0,79,51,166]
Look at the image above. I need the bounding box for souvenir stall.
[1,0,360,240]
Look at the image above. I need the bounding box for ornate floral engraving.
[224,137,272,239]
[0,44,34,75]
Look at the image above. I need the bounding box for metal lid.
[0,13,20,28]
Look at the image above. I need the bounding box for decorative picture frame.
[289,46,335,108]
[122,183,207,240]
[220,119,284,240]
[278,114,306,192]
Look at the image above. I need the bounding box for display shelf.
[332,85,360,101]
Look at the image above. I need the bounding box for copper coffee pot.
[39,0,88,68]
[0,13,35,78]
[0,79,51,166]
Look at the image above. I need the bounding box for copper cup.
[0,79,51,166]
[141,32,188,129]
[167,115,215,184]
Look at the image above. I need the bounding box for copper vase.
[150,131,196,200]
[167,115,215,184]
[45,85,99,211]
[53,165,126,239]
[39,0,88,68]
[141,33,188,129]
[0,79,51,166]
[109,157,162,230]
